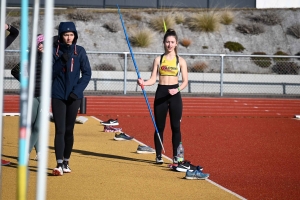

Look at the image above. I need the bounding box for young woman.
[52,22,91,176]
[137,29,188,164]
[11,34,45,160]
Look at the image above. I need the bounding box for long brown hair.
[163,29,178,55]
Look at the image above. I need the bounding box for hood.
[58,22,78,44]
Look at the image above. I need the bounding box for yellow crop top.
[159,55,180,76]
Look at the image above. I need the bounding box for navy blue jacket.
[52,22,91,100]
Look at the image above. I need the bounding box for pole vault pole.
[25,0,40,166]
[18,0,30,198]
[0,0,7,192]
[117,5,165,153]
[36,0,53,199]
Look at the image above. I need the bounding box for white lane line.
[2,112,20,116]
[206,179,247,200]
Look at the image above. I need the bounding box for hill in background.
[5,8,300,74]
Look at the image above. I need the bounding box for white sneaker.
[156,156,164,164]
[52,164,63,176]
[63,161,71,173]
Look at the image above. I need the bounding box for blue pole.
[117,5,165,153]
[18,0,29,199]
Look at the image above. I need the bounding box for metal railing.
[4,50,300,97]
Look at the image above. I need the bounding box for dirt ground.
[1,116,242,200]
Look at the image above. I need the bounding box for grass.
[224,41,245,52]
[94,63,116,71]
[128,13,142,21]
[103,22,120,33]
[190,61,208,72]
[220,9,234,25]
[250,52,272,68]
[287,23,300,39]
[248,12,282,26]
[129,28,154,48]
[272,62,299,74]
[236,23,265,35]
[68,10,93,22]
[187,11,220,32]
[180,38,192,48]
[295,52,300,60]
[149,15,175,32]
[175,13,185,24]
[273,51,290,62]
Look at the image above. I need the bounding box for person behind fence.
[11,34,47,161]
[2,23,19,166]
[137,29,188,164]
[51,22,91,176]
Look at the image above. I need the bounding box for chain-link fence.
[3,50,300,97]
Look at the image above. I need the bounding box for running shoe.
[185,167,209,180]
[104,125,122,133]
[101,119,119,126]
[168,163,178,171]
[136,145,155,154]
[114,132,133,141]
[52,164,64,176]
[63,161,71,173]
[156,155,164,164]
[1,159,10,166]
[176,161,203,172]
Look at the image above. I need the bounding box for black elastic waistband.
[157,84,179,89]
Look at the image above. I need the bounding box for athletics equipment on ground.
[114,132,133,141]
[185,167,209,180]
[104,126,122,133]
[75,116,88,124]
[176,161,203,172]
[101,119,119,126]
[117,5,165,153]
[136,145,155,154]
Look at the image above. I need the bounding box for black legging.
[154,84,182,157]
[52,98,81,161]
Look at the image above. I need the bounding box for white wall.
[257,0,300,8]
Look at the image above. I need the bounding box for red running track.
[4,95,300,200]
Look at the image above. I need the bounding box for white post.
[0,0,7,193]
[36,0,54,199]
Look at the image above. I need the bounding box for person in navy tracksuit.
[52,22,91,176]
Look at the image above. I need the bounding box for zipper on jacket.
[71,58,74,72]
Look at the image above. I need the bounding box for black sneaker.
[63,161,71,173]
[176,161,203,172]
[156,155,164,164]
[101,119,119,126]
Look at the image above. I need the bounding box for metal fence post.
[220,54,225,96]
[283,83,286,95]
[124,52,127,95]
